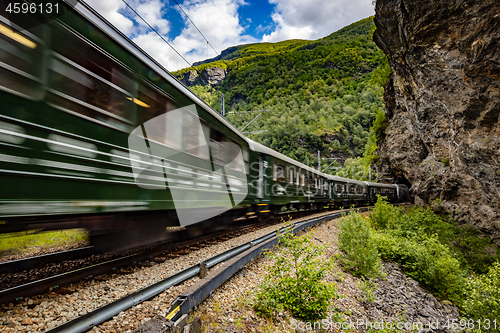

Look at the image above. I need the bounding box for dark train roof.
[64,0,248,143]
[248,139,325,176]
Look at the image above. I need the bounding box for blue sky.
[84,0,375,71]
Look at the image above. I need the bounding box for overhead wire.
[172,0,229,67]
[119,0,225,96]
[119,0,265,130]
[120,0,192,71]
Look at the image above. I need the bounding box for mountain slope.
[173,17,390,174]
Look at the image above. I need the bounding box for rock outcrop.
[373,0,500,243]
[181,67,227,86]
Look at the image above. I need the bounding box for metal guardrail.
[166,209,368,322]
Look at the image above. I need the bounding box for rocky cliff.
[373,0,500,244]
[180,67,227,86]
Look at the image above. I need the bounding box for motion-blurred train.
[0,0,409,250]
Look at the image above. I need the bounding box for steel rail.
[0,207,313,277]
[46,208,365,333]
[0,212,290,304]
[0,246,95,274]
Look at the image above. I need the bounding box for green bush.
[369,195,401,229]
[372,231,465,303]
[370,196,500,275]
[337,210,383,278]
[253,230,340,321]
[462,261,500,331]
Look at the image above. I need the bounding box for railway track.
[44,208,367,333]
[0,208,320,305]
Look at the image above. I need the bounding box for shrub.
[253,230,340,321]
[462,261,500,331]
[372,231,465,303]
[370,196,500,275]
[370,195,400,229]
[337,210,383,278]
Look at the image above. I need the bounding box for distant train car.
[247,139,331,216]
[328,175,369,206]
[395,184,410,202]
[364,182,398,203]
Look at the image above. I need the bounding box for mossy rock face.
[373,0,500,245]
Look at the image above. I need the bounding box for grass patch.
[0,229,88,256]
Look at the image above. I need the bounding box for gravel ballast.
[1,210,461,332]
[0,211,334,333]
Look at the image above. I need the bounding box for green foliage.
[172,17,390,168]
[358,277,377,303]
[462,261,500,331]
[337,210,383,278]
[370,195,399,229]
[335,157,368,180]
[370,197,500,274]
[253,229,340,321]
[369,196,500,304]
[372,231,465,303]
[189,85,221,110]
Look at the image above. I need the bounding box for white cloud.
[129,0,257,71]
[84,0,134,34]
[170,0,257,66]
[262,0,375,42]
[134,0,171,35]
[86,0,256,71]
[82,0,374,72]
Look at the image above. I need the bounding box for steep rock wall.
[373,0,500,243]
[180,67,227,86]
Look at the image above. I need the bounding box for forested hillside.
[173,17,390,179]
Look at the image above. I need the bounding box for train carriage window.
[210,129,244,171]
[355,185,364,194]
[226,139,246,173]
[300,173,305,186]
[46,23,138,130]
[210,130,229,166]
[241,146,249,174]
[335,184,343,193]
[0,18,45,99]
[137,83,178,122]
[323,180,329,190]
[287,167,294,184]
[274,164,285,182]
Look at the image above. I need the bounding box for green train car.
[0,0,408,251]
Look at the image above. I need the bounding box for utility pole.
[221,93,225,117]
[318,151,320,171]
[369,165,372,182]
